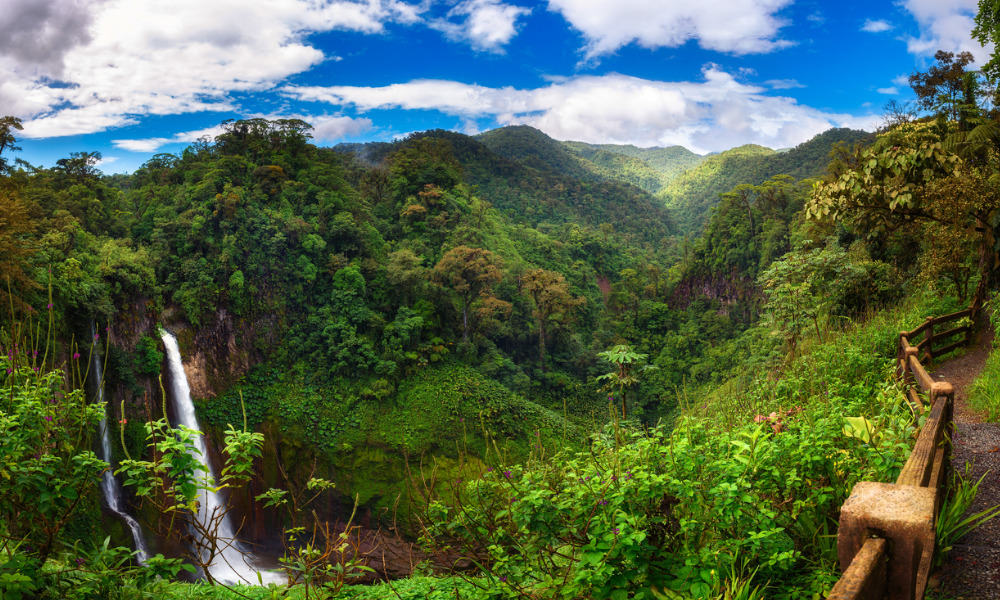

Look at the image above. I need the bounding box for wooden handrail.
[909,353,934,393]
[828,538,888,600]
[831,307,967,600]
[896,386,951,487]
[931,308,972,326]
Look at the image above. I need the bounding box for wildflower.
[75,558,84,567]
[613,527,620,534]
[72,352,81,360]
[598,500,608,506]
[46,303,53,309]
[94,333,99,340]
[503,470,512,479]
[499,576,507,582]
[119,418,128,425]
[45,416,53,422]
[486,467,493,472]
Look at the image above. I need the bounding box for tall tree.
[974,0,1000,83]
[521,268,584,367]
[431,246,506,342]
[908,50,982,125]
[0,116,23,176]
[0,189,38,313]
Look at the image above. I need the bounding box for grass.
[969,348,1000,421]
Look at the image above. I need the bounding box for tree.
[386,248,426,304]
[974,0,1000,83]
[758,246,855,354]
[805,121,1000,301]
[431,246,506,342]
[908,50,983,125]
[0,189,38,313]
[0,116,23,175]
[596,344,656,419]
[521,268,585,367]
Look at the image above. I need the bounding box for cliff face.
[169,308,277,399]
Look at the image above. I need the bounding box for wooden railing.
[827,308,973,600]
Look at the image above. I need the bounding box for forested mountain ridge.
[339,127,677,248]
[561,140,706,193]
[662,128,876,234]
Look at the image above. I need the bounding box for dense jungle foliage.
[3,25,1000,597]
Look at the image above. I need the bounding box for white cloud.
[431,0,531,52]
[765,79,805,89]
[877,87,899,95]
[112,125,226,152]
[311,116,375,141]
[892,74,910,87]
[285,69,876,154]
[546,0,795,57]
[4,0,423,138]
[900,0,992,62]
[110,116,371,152]
[861,19,892,33]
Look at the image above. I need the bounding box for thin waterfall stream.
[161,331,282,585]
[93,338,150,564]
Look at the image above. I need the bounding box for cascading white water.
[161,331,281,585]
[93,345,150,564]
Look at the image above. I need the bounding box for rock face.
[174,308,269,400]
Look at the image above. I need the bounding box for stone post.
[837,482,936,600]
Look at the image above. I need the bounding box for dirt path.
[930,325,1000,599]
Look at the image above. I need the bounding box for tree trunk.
[538,320,547,372]
[462,304,469,343]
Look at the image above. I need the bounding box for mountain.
[340,127,677,248]
[661,128,875,235]
[475,125,601,182]
[561,142,706,193]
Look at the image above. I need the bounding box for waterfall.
[93,330,149,564]
[161,331,281,585]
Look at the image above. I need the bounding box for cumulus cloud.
[546,0,794,57]
[900,0,992,61]
[861,19,892,33]
[285,69,876,154]
[877,87,899,95]
[4,0,423,138]
[0,0,102,75]
[431,0,531,52]
[311,116,375,141]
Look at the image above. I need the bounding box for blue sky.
[1,0,991,173]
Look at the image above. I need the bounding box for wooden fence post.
[898,332,908,381]
[903,346,918,388]
[924,316,934,362]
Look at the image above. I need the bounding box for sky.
[1,0,992,174]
